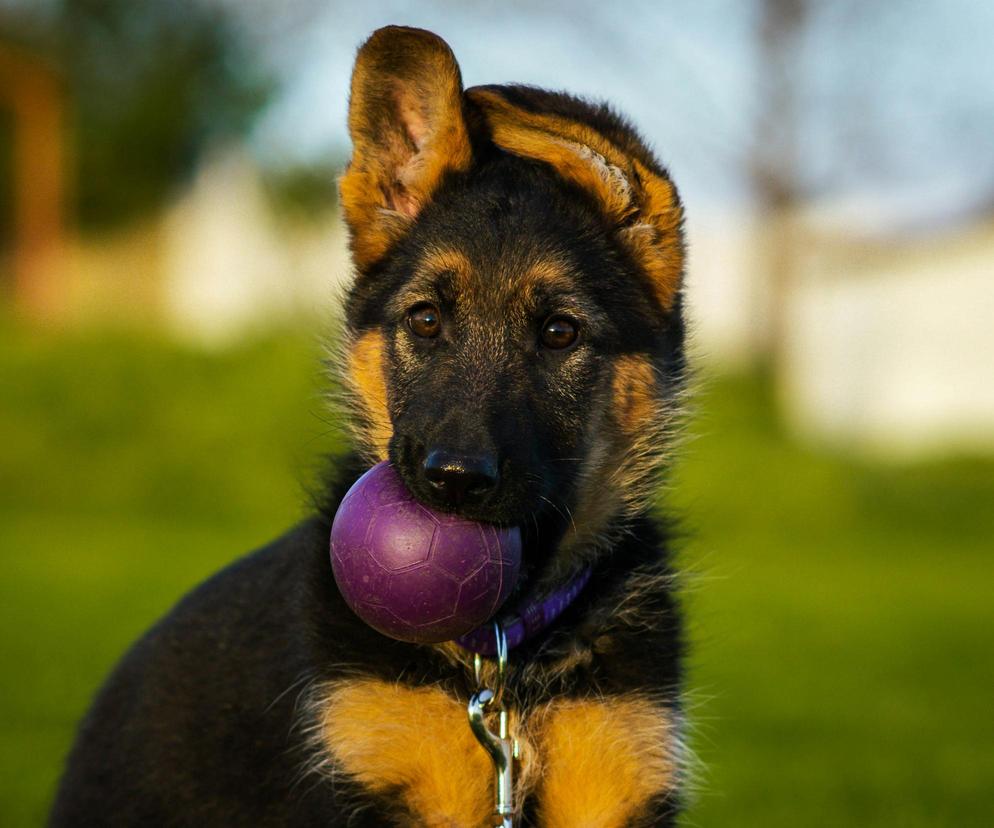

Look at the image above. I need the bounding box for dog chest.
[315,678,676,827]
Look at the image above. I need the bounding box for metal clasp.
[467,624,519,828]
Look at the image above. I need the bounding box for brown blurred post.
[0,44,68,320]
[750,0,807,368]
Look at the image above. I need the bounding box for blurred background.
[1,0,992,824]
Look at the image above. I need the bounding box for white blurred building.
[781,210,994,459]
[686,195,994,459]
[162,150,351,344]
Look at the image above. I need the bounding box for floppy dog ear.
[467,88,684,311]
[340,27,473,271]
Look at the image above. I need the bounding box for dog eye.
[540,316,579,350]
[408,303,442,338]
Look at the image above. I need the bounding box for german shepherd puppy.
[51,26,687,827]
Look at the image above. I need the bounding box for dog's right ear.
[340,27,472,272]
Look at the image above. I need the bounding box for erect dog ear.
[467,88,684,312]
[340,27,472,271]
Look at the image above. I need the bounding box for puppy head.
[338,27,686,581]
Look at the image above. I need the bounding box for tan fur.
[532,697,676,828]
[470,89,635,225]
[468,90,635,198]
[418,247,473,288]
[346,330,392,462]
[341,27,473,271]
[468,88,683,311]
[558,354,669,563]
[319,679,492,825]
[412,251,577,315]
[617,159,684,312]
[519,257,577,299]
[317,680,673,827]
[612,353,660,437]
[318,679,540,826]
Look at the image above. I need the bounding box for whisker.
[538,494,578,535]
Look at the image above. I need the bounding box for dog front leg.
[530,695,678,828]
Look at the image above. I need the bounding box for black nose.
[423,450,499,506]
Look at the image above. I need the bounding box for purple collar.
[455,566,593,656]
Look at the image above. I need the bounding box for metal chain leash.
[467,624,519,828]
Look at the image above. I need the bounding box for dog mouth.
[390,443,539,525]
[387,437,580,599]
[395,464,570,584]
[406,469,571,601]
[506,506,570,598]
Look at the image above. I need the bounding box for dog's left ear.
[340,27,473,271]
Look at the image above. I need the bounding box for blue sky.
[245,0,994,219]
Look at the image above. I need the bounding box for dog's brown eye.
[408,303,441,338]
[540,316,579,350]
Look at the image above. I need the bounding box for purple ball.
[330,462,521,643]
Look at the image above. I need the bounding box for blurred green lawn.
[1,324,992,826]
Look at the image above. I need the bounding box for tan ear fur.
[340,27,473,270]
[468,88,684,310]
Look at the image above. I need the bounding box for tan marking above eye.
[521,257,573,288]
[418,248,472,284]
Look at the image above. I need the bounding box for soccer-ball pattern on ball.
[330,462,521,644]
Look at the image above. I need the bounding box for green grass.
[1,325,992,826]
[672,377,994,826]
